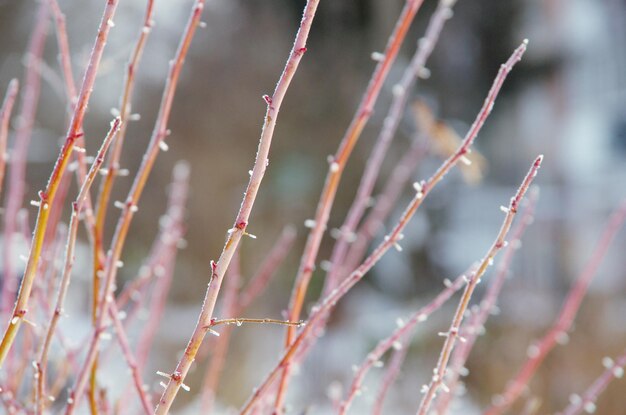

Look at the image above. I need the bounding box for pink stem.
[415,156,542,415]
[67,2,205,412]
[1,1,49,316]
[240,41,529,415]
[325,0,456,294]
[0,79,19,200]
[339,270,469,414]
[484,198,626,415]
[35,118,121,415]
[372,333,410,415]
[558,349,626,415]
[278,0,426,408]
[434,188,539,414]
[153,2,319,413]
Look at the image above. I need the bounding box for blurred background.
[0,0,625,413]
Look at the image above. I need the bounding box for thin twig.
[343,134,428,281]
[0,0,119,368]
[484,198,626,415]
[558,349,626,415]
[0,79,19,199]
[154,2,319,413]
[209,318,305,329]
[338,269,469,414]
[107,301,153,415]
[278,0,426,409]
[415,158,542,415]
[0,1,49,318]
[199,249,242,413]
[433,188,538,414]
[115,161,190,412]
[94,0,155,323]
[35,118,121,415]
[66,2,204,413]
[372,333,410,415]
[200,228,296,412]
[325,0,456,294]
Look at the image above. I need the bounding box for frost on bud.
[320,260,332,272]
[460,155,472,166]
[584,402,597,413]
[602,357,614,368]
[500,205,509,213]
[527,344,540,358]
[392,341,403,350]
[555,331,570,345]
[420,384,429,394]
[569,394,582,405]
[443,278,452,288]
[413,181,423,193]
[72,145,86,153]
[304,219,316,229]
[106,18,115,27]
[396,318,405,328]
[329,162,340,173]
[392,84,404,97]
[614,366,624,379]
[159,141,169,152]
[326,381,343,401]
[418,67,431,79]
[417,314,428,322]
[441,7,454,20]
[371,51,385,62]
